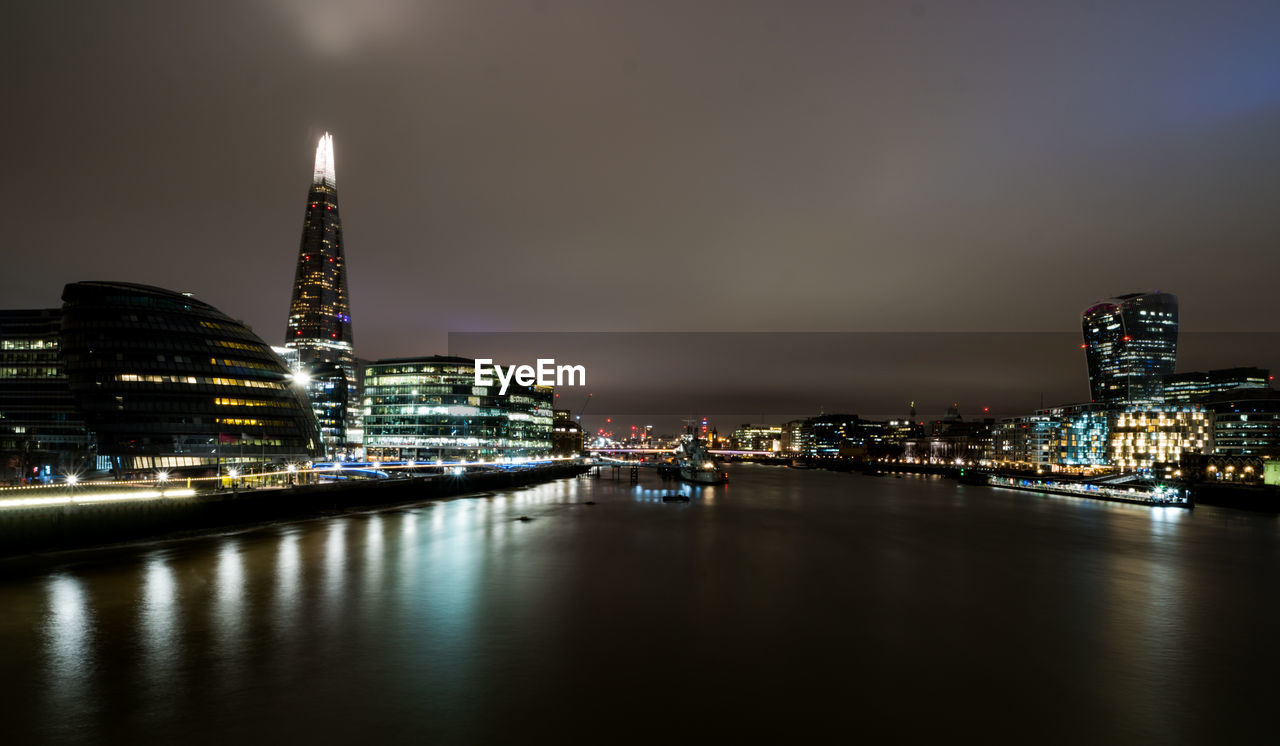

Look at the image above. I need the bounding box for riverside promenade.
[0,461,590,558]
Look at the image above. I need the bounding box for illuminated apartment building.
[1108,407,1211,472]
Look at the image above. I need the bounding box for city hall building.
[2,282,321,480]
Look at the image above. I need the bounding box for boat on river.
[677,432,729,485]
[987,475,1192,508]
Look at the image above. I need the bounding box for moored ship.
[677,432,729,485]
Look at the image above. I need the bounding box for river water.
[1,465,1277,744]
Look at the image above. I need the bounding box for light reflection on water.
[363,513,384,591]
[139,554,178,698]
[43,574,93,725]
[3,467,1278,743]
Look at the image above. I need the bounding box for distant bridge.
[589,448,774,457]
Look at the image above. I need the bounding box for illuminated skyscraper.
[285,133,360,455]
[1081,291,1178,405]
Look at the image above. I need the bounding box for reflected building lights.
[214,541,246,665]
[44,574,93,717]
[140,555,179,697]
[364,515,385,589]
[271,532,302,647]
[323,520,349,619]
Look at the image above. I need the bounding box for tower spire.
[287,132,357,457]
[312,132,336,187]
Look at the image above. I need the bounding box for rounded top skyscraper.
[285,133,359,455]
[1081,291,1179,406]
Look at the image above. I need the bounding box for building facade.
[991,404,1109,472]
[991,414,1056,469]
[285,133,361,456]
[1161,367,1271,404]
[552,409,585,457]
[780,419,812,456]
[1082,291,1178,405]
[1045,404,1110,467]
[58,282,320,473]
[809,414,861,458]
[363,357,553,462]
[730,424,782,453]
[0,308,91,483]
[1207,396,1280,458]
[1107,407,1211,472]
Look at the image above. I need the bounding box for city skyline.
[4,6,1280,740]
[4,1,1280,367]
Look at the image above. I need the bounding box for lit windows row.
[115,374,284,389]
[1,339,56,350]
[215,397,296,408]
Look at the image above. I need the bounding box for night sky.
[5,1,1280,427]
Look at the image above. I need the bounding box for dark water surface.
[2,466,1278,744]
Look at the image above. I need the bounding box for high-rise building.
[285,133,360,456]
[1082,291,1178,405]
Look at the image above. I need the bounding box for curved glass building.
[60,282,320,473]
[1082,291,1178,405]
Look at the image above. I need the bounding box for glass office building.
[362,356,553,463]
[992,404,1110,471]
[780,419,813,456]
[1207,397,1280,457]
[809,414,861,457]
[285,133,361,455]
[1048,404,1110,467]
[731,424,782,453]
[1082,291,1178,405]
[60,282,320,473]
[0,308,90,482]
[1161,367,1270,404]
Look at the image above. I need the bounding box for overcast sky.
[4,1,1279,423]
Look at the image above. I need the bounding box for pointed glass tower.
[285,133,360,455]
